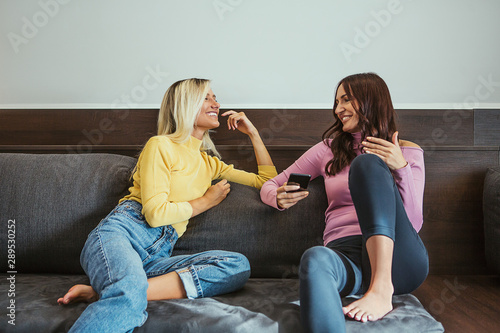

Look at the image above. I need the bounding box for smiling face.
[193,88,220,138]
[334,83,361,133]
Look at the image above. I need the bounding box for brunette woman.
[260,73,428,332]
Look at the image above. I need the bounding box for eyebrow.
[335,94,347,102]
[207,93,217,99]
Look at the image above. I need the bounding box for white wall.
[1,0,499,109]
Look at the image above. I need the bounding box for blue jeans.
[69,200,251,333]
[300,154,429,333]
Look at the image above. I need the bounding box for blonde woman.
[58,78,277,332]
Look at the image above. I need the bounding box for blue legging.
[299,154,429,333]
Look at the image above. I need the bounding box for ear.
[392,131,400,147]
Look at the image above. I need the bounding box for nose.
[335,104,343,115]
[212,101,220,109]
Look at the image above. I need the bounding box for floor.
[412,275,500,332]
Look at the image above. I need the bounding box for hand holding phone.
[286,173,311,193]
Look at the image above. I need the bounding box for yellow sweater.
[120,135,277,237]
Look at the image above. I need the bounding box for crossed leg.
[57,271,187,305]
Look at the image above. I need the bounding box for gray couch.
[0,153,444,332]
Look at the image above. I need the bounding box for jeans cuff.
[176,266,202,299]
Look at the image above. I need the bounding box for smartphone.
[287,173,311,192]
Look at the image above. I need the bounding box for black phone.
[287,173,311,192]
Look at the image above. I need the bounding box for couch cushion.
[0,153,136,274]
[484,166,500,273]
[0,274,444,333]
[173,178,328,278]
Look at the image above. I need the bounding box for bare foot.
[342,284,394,322]
[57,284,98,305]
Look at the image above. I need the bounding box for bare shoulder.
[399,140,421,148]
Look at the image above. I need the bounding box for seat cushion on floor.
[0,274,444,332]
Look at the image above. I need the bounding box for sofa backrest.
[0,153,136,274]
[0,153,327,278]
[173,179,328,278]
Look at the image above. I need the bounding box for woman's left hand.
[221,110,258,136]
[361,131,408,170]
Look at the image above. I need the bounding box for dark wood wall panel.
[217,146,310,173]
[397,109,474,147]
[474,109,500,146]
[0,109,475,147]
[216,109,475,147]
[0,109,158,145]
[213,109,332,146]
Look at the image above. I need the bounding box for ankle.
[367,280,394,296]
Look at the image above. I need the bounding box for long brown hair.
[323,73,397,176]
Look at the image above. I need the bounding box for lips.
[207,112,218,117]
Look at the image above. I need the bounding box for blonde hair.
[157,78,220,158]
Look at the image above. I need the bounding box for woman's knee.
[350,154,386,177]
[193,251,250,297]
[348,154,395,200]
[231,252,251,282]
[206,250,251,283]
[300,246,338,277]
[216,251,250,273]
[300,246,354,294]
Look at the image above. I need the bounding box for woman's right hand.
[204,179,231,208]
[276,183,309,209]
[189,180,230,217]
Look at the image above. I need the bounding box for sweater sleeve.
[392,147,425,232]
[207,155,278,189]
[260,141,327,210]
[139,138,193,228]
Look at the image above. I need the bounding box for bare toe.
[57,284,98,305]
